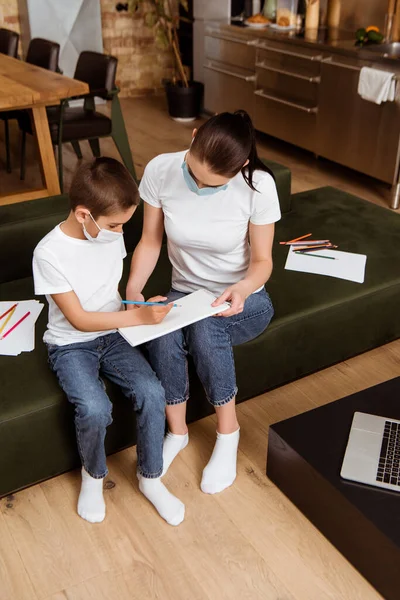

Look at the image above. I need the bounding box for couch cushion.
[231,186,400,401]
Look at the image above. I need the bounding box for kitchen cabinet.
[254,40,321,152]
[204,30,257,117]
[203,25,400,203]
[317,56,400,185]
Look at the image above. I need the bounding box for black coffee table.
[267,377,400,600]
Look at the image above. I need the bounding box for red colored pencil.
[1,311,31,340]
[0,303,18,320]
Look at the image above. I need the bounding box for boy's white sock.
[162,432,189,476]
[139,476,185,526]
[77,467,106,523]
[201,428,240,495]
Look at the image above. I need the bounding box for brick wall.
[0,0,175,97]
[0,0,20,33]
[101,0,174,97]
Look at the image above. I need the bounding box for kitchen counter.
[219,24,400,71]
[204,24,400,208]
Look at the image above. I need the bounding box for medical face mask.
[181,161,228,196]
[83,213,123,244]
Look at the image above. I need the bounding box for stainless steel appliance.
[193,0,244,83]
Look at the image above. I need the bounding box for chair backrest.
[26,38,60,71]
[0,28,19,58]
[74,51,118,97]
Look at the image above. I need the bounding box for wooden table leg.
[32,105,60,197]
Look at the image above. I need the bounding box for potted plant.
[123,0,204,121]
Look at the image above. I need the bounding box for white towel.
[358,67,396,104]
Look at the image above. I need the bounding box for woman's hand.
[125,293,168,311]
[212,282,250,317]
[125,291,145,311]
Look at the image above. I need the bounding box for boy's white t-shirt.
[139,150,281,296]
[33,225,127,346]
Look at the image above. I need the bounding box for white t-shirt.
[139,150,281,296]
[33,225,127,346]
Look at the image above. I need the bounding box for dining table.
[0,53,89,205]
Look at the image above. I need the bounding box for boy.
[33,157,184,526]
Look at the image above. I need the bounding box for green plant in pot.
[127,0,203,121]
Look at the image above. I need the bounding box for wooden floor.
[1,96,399,600]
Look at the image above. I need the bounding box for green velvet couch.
[1,162,400,498]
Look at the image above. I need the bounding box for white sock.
[201,428,240,495]
[162,432,189,476]
[139,476,185,526]
[77,467,106,523]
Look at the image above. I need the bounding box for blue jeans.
[147,288,274,406]
[47,332,166,479]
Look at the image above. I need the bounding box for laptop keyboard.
[376,420,400,485]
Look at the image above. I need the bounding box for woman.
[127,110,281,495]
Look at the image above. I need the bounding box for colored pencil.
[1,311,31,340]
[289,240,330,246]
[0,305,17,335]
[295,245,337,253]
[294,251,336,260]
[121,301,181,307]
[288,233,312,243]
[280,233,312,245]
[0,303,17,321]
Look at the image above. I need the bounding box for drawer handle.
[204,63,256,82]
[256,61,321,83]
[255,89,318,113]
[207,32,259,46]
[323,57,400,80]
[322,57,361,72]
[257,43,323,62]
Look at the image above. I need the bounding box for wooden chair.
[19,50,136,191]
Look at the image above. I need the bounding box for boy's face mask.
[83,213,123,244]
[181,161,229,196]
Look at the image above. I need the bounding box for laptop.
[341,412,400,491]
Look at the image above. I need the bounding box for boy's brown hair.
[69,157,140,218]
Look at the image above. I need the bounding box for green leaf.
[155,28,169,50]
[144,11,158,27]
[180,0,189,11]
[127,0,139,12]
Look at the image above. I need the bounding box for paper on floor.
[0,300,44,356]
[285,247,367,283]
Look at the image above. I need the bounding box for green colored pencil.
[295,251,336,260]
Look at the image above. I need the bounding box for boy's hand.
[135,304,172,325]
[125,295,172,326]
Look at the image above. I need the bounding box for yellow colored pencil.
[0,305,16,335]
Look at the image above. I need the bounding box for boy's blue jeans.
[147,288,274,407]
[47,332,166,479]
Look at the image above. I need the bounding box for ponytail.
[234,110,275,190]
[190,110,275,191]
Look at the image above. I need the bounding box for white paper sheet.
[285,247,367,284]
[119,289,230,348]
[0,300,44,356]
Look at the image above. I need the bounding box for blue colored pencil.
[121,300,181,307]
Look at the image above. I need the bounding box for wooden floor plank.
[0,507,38,600]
